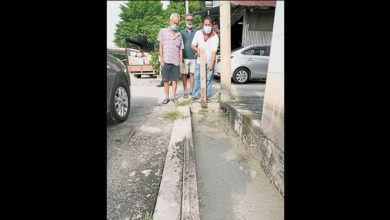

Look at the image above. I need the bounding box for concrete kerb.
[219,101,285,196]
[153,106,200,220]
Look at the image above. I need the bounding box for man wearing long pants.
[191,17,219,102]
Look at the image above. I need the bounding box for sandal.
[162,98,170,104]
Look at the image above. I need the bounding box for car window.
[242,48,255,55]
[253,47,268,56]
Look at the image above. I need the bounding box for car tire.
[108,78,130,123]
[233,68,250,84]
[135,74,141,78]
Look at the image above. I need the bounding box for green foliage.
[143,211,153,220]
[176,99,193,107]
[150,51,161,73]
[114,1,165,48]
[161,110,187,122]
[231,94,237,101]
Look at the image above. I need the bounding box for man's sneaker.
[183,93,188,99]
[170,97,177,103]
[156,83,164,87]
[162,98,170,104]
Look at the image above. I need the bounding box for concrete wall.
[259,0,284,192]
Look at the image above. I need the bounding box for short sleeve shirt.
[191,30,219,65]
[157,28,184,66]
[180,28,197,60]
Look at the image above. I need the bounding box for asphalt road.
[107,74,266,220]
[107,75,176,220]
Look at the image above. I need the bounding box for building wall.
[242,10,274,46]
[259,0,284,193]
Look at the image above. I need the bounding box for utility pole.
[186,1,189,14]
[220,1,231,102]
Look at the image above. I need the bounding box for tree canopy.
[113,0,205,50]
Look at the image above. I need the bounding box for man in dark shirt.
[179,14,197,98]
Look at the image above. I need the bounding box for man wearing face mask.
[157,13,184,104]
[191,17,219,103]
[179,14,197,99]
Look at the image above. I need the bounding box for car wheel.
[135,74,141,78]
[108,78,130,123]
[233,68,250,84]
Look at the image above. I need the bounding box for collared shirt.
[157,27,184,66]
[180,28,197,60]
[191,30,219,65]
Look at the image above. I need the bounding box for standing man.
[157,13,184,104]
[191,17,219,102]
[179,14,197,98]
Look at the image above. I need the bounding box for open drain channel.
[191,111,284,220]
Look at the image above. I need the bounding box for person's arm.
[159,42,164,67]
[157,29,164,67]
[208,51,217,71]
[191,32,199,59]
[191,44,199,58]
[180,49,183,66]
[208,36,219,71]
[180,37,184,65]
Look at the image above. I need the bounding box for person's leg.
[181,59,188,95]
[172,80,177,99]
[189,73,194,94]
[171,64,180,100]
[182,74,187,94]
[192,63,201,99]
[163,64,170,100]
[164,81,170,99]
[189,59,195,94]
[206,64,214,99]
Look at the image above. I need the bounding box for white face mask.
[186,24,193,29]
[203,26,211,34]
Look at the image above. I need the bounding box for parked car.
[214,44,271,84]
[107,53,131,123]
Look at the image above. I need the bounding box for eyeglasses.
[186,19,193,21]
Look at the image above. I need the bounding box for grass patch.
[176,99,193,107]
[143,211,153,220]
[215,91,237,101]
[161,110,187,121]
[216,91,221,100]
[230,93,237,100]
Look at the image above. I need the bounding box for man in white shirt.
[190,17,219,102]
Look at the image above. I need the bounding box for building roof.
[231,1,276,7]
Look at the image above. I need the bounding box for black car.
[107,53,131,123]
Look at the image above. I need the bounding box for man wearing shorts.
[179,14,197,99]
[157,13,184,104]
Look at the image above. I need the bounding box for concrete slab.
[153,106,200,220]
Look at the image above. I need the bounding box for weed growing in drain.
[216,91,221,100]
[161,110,187,121]
[143,211,153,220]
[216,91,237,101]
[176,99,193,107]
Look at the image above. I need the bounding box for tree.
[114,1,165,49]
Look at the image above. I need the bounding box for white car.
[214,44,271,84]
